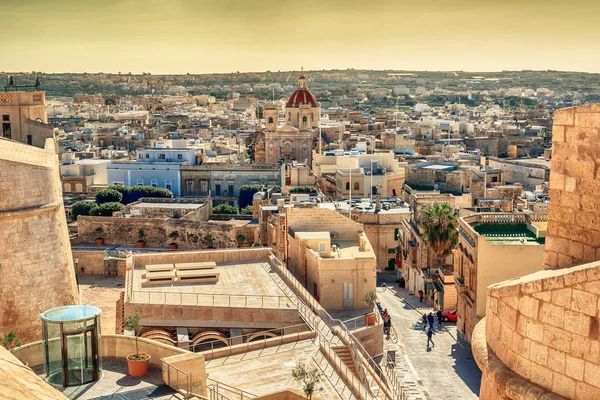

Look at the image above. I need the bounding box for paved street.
[377,274,481,400]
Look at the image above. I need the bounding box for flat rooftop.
[129,261,294,309]
[474,223,545,245]
[205,339,346,399]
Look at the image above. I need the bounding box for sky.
[2,0,600,74]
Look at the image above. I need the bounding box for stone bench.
[174,262,216,273]
[176,269,220,284]
[146,264,175,273]
[145,270,176,285]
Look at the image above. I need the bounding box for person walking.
[436,309,443,327]
[427,312,434,330]
[427,327,435,349]
[421,313,427,326]
[418,290,424,303]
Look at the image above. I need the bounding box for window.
[158,153,166,160]
[138,154,142,159]
[150,179,157,187]
[2,115,9,121]
[136,179,144,186]
[215,184,221,196]
[228,184,234,196]
[177,154,183,160]
[288,113,291,121]
[268,117,273,124]
[2,123,11,139]
[302,116,308,123]
[26,135,32,145]
[145,153,149,159]
[201,181,208,193]
[394,228,399,241]
[354,182,359,191]
[113,182,124,186]
[388,248,396,254]
[165,180,172,191]
[186,179,194,193]
[345,182,350,190]
[318,242,327,254]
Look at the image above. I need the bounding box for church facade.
[256,72,320,166]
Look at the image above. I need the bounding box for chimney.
[375,195,381,211]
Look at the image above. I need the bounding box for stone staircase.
[332,345,360,378]
[313,350,359,400]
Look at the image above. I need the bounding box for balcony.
[455,276,468,294]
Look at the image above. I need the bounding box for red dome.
[287,89,317,107]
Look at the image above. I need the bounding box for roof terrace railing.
[130,290,294,309]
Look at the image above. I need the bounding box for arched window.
[268,117,273,124]
[302,116,308,123]
[345,182,350,190]
[288,113,291,121]
[354,182,359,191]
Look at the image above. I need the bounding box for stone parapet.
[478,260,600,399]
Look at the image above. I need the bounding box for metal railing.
[263,256,405,400]
[180,323,309,357]
[163,361,257,400]
[130,290,294,309]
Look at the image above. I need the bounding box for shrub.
[0,332,22,350]
[241,205,253,215]
[89,202,124,217]
[213,204,238,214]
[71,200,97,220]
[109,185,173,204]
[238,184,281,209]
[95,188,123,204]
[289,186,317,194]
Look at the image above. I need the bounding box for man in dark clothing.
[427,312,434,330]
[427,328,435,348]
[436,310,443,327]
[418,290,424,303]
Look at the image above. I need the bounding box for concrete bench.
[176,269,220,284]
[174,262,216,272]
[146,264,175,273]
[145,270,176,285]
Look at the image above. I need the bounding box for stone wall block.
[529,362,554,391]
[547,348,567,374]
[571,290,598,316]
[575,112,600,128]
[552,373,577,399]
[540,302,565,329]
[530,341,549,366]
[518,296,540,319]
[565,355,585,381]
[583,361,600,388]
[543,325,572,353]
[575,381,600,400]
[553,108,574,125]
[563,310,592,337]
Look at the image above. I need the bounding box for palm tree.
[420,202,458,265]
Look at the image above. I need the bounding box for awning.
[433,282,444,293]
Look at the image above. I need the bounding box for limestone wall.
[0,138,78,343]
[287,207,364,241]
[476,261,600,399]
[544,105,600,268]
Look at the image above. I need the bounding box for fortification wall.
[0,138,78,343]
[474,105,600,400]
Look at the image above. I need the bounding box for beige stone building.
[259,73,320,166]
[286,207,377,309]
[454,212,547,342]
[0,137,78,343]
[0,91,54,148]
[473,104,600,400]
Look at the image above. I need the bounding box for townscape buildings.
[2,69,600,400]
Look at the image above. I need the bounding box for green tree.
[95,188,123,204]
[0,332,22,350]
[71,200,97,220]
[291,362,321,399]
[420,202,458,265]
[241,205,253,215]
[213,204,238,214]
[289,186,317,194]
[89,202,124,217]
[123,312,148,361]
[109,185,173,204]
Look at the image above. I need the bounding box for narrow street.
[377,274,481,400]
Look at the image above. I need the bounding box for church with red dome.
[258,71,321,166]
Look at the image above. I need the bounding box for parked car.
[442,310,457,322]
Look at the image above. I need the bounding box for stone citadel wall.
[0,138,78,343]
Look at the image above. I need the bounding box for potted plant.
[123,312,150,377]
[361,290,378,326]
[168,231,179,250]
[136,229,145,248]
[95,227,104,245]
[236,234,246,247]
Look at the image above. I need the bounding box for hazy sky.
[2,0,600,74]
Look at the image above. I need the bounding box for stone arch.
[75,183,83,192]
[246,331,279,343]
[191,330,229,347]
[63,183,72,192]
[354,182,360,191]
[140,328,176,346]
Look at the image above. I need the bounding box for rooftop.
[474,223,545,245]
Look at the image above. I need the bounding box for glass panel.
[44,321,63,386]
[65,329,96,386]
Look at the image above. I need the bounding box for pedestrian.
[427,312,434,330]
[418,290,424,303]
[421,314,427,326]
[436,309,443,327]
[427,328,435,348]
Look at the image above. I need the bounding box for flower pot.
[95,238,104,245]
[364,314,377,326]
[126,353,151,377]
[136,240,145,248]
[169,243,178,250]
